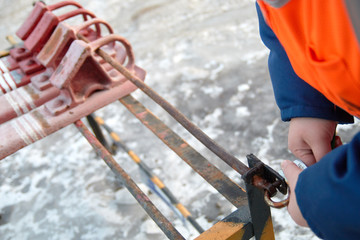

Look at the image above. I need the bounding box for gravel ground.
[0,0,358,239]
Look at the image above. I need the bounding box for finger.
[334,136,343,148]
[311,139,332,162]
[281,160,302,188]
[291,148,316,166]
[281,160,309,227]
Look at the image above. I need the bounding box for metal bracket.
[242,154,287,196]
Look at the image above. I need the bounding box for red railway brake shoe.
[46,34,137,115]
[0,1,147,162]
[24,8,97,53]
[16,0,84,40]
[37,18,114,69]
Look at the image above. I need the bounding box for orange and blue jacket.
[258,0,360,118]
[256,1,360,239]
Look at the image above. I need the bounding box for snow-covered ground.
[0,0,358,239]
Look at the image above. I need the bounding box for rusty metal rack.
[0,1,289,239]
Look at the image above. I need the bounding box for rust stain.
[31,110,50,129]
[120,95,248,207]
[54,62,64,75]
[180,143,187,148]
[39,27,63,59]
[135,110,147,119]
[23,85,39,100]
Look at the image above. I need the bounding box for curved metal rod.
[264,190,289,209]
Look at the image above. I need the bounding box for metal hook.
[264,189,289,208]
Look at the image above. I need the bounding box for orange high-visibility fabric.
[258,0,360,117]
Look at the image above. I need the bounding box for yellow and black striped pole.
[89,113,204,234]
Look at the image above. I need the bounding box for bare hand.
[288,118,338,166]
[281,160,308,227]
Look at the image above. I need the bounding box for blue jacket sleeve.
[256,3,353,123]
[296,131,360,240]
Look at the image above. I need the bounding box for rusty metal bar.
[86,115,112,153]
[74,119,185,240]
[77,34,288,198]
[90,113,204,234]
[76,34,250,177]
[119,94,248,208]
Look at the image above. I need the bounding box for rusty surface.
[74,119,185,240]
[38,26,65,60]
[119,94,248,208]
[264,190,289,209]
[90,113,204,233]
[81,33,253,178]
[243,154,288,197]
[85,32,289,202]
[245,157,275,240]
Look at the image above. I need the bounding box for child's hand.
[288,118,338,166]
[281,160,309,227]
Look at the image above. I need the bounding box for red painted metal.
[0,7,129,124]
[0,2,108,94]
[0,34,129,123]
[0,11,145,160]
[37,18,114,68]
[0,64,145,160]
[30,68,55,91]
[0,69,45,94]
[0,56,19,73]
[16,0,84,40]
[46,34,136,115]
[4,1,96,95]
[0,83,60,124]
[0,16,110,94]
[24,8,96,53]
[17,57,45,75]
[9,46,32,61]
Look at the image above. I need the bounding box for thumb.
[281,160,302,188]
[281,160,308,227]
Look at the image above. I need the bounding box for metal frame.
[82,94,276,239]
[0,41,278,239]
[0,2,286,235]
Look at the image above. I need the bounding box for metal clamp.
[16,0,85,40]
[24,8,97,52]
[242,154,289,207]
[37,18,114,68]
